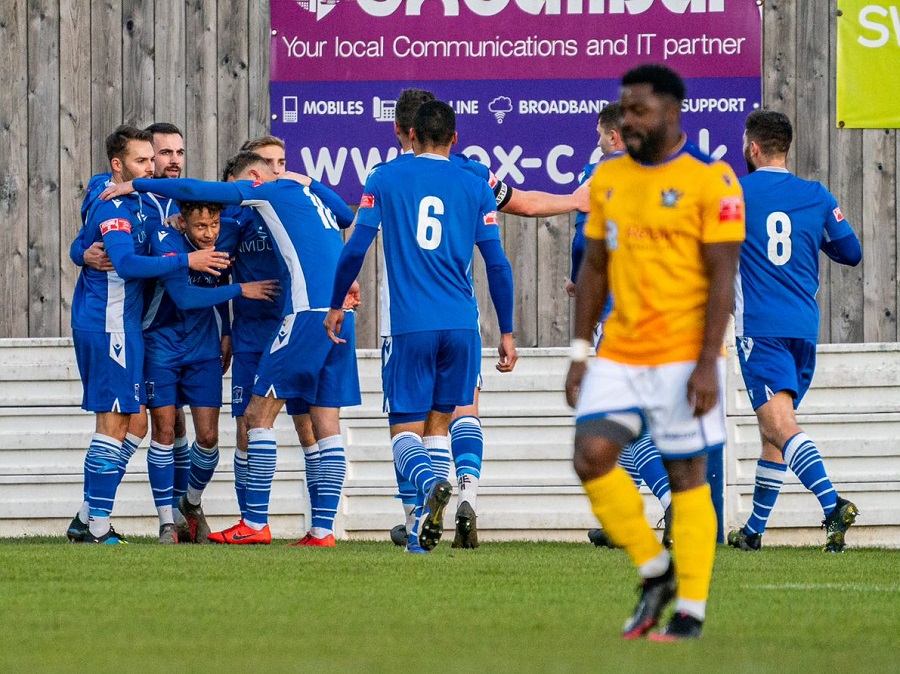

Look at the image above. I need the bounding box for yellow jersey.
[585,143,745,366]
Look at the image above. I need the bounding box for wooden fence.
[0,1,897,347]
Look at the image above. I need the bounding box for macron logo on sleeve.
[100,218,132,235]
[360,194,375,209]
[157,230,169,242]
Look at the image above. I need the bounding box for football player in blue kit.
[223,138,357,547]
[728,110,862,553]
[71,125,229,544]
[384,89,584,549]
[142,201,278,543]
[325,100,517,553]
[568,103,673,550]
[68,123,199,542]
[102,151,361,546]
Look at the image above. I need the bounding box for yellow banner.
[836,1,900,128]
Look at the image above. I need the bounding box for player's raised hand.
[496,333,518,373]
[323,308,346,344]
[342,280,361,310]
[240,279,279,301]
[687,358,718,417]
[83,242,114,272]
[187,249,231,276]
[282,170,312,186]
[98,181,135,200]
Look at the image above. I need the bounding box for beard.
[743,145,756,173]
[623,125,669,163]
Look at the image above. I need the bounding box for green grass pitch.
[1,539,897,673]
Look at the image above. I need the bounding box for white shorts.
[574,357,727,459]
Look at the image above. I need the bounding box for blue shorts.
[382,329,480,420]
[253,311,361,408]
[231,351,309,417]
[73,329,144,414]
[736,336,816,410]
[145,357,223,409]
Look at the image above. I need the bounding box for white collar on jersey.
[755,166,789,173]
[416,152,449,161]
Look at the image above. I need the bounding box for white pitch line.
[744,583,900,593]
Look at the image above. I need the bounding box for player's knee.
[573,436,620,481]
[194,428,219,449]
[128,413,148,441]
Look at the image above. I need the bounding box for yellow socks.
[583,466,664,568]
[670,483,717,618]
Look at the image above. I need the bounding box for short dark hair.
[240,135,285,152]
[178,201,222,219]
[106,125,153,162]
[222,151,268,180]
[395,88,436,134]
[745,109,793,156]
[598,101,623,131]
[621,64,686,102]
[412,100,456,147]
[145,122,183,137]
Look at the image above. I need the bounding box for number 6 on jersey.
[417,196,443,250]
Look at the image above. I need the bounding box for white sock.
[310,526,331,538]
[245,519,266,531]
[638,550,671,579]
[88,515,110,538]
[157,505,174,526]
[457,474,480,510]
[78,501,89,524]
[675,599,706,621]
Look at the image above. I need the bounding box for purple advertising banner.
[270,0,761,201]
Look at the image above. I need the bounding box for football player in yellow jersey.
[565,64,745,641]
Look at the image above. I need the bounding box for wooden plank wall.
[0,1,897,348]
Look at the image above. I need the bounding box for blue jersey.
[133,177,347,315]
[72,191,188,333]
[142,220,241,366]
[227,204,288,353]
[355,154,500,335]
[736,168,859,339]
[572,161,597,280]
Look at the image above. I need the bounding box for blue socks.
[118,432,140,484]
[147,441,175,513]
[186,441,219,506]
[629,433,672,510]
[172,435,190,505]
[245,428,277,527]
[425,435,452,483]
[783,432,837,517]
[313,436,346,534]
[393,432,436,547]
[745,459,787,535]
[233,449,249,519]
[450,416,483,508]
[86,433,125,535]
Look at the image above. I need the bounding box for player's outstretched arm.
[502,184,589,218]
[687,240,741,417]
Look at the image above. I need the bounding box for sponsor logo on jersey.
[360,194,375,208]
[252,180,262,187]
[100,218,132,235]
[833,207,845,222]
[661,189,683,208]
[718,196,744,222]
[484,211,499,226]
